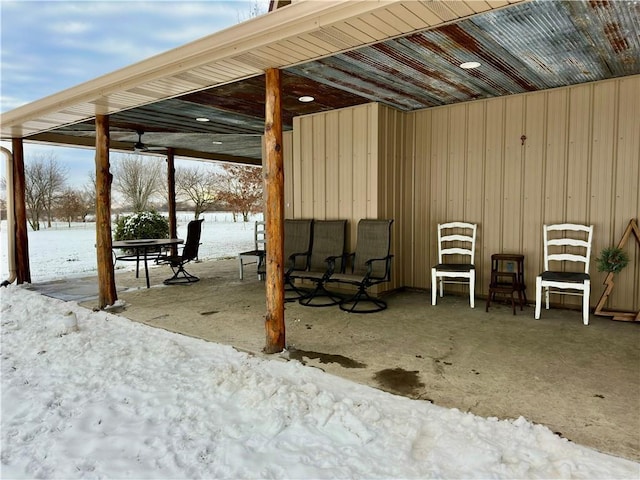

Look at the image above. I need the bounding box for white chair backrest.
[437,222,477,264]
[543,223,593,273]
[255,221,266,250]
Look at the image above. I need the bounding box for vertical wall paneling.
[611,77,640,310]
[291,120,302,218]
[503,96,524,253]
[299,116,315,218]
[286,75,639,309]
[325,110,340,219]
[544,89,569,224]
[567,85,592,223]
[522,93,547,290]
[482,99,505,287]
[338,108,355,236]
[589,81,617,278]
[282,131,294,218]
[448,104,467,221]
[312,114,327,218]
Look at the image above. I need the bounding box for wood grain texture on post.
[264,68,286,353]
[95,115,117,308]
[11,138,31,283]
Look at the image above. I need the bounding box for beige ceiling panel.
[291,33,338,56]
[331,22,378,45]
[465,1,493,14]
[108,91,162,106]
[62,104,101,116]
[274,39,324,60]
[382,3,433,30]
[346,15,402,39]
[403,2,450,25]
[261,44,309,64]
[441,1,476,17]
[364,11,414,35]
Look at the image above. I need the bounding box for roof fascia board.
[1,1,409,129]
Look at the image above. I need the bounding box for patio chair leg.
[339,287,387,314]
[298,282,343,307]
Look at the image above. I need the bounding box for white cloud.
[49,20,91,35]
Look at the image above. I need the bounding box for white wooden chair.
[238,221,266,280]
[535,223,593,325]
[431,222,477,308]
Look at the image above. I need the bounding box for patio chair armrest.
[328,252,353,273]
[364,254,394,280]
[286,250,311,273]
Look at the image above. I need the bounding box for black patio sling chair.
[326,219,394,313]
[162,219,204,285]
[257,219,313,300]
[291,220,347,307]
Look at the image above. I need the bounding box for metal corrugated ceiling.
[4,0,639,164]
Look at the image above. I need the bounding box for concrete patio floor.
[33,257,639,462]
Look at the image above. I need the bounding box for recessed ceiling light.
[212,141,222,145]
[196,117,210,122]
[460,61,481,69]
[298,95,315,103]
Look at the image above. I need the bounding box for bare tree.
[25,153,68,230]
[56,188,84,227]
[175,165,219,219]
[111,154,162,212]
[215,164,263,222]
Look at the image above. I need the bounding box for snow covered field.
[0,212,260,282]
[1,214,639,478]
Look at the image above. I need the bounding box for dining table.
[112,238,183,288]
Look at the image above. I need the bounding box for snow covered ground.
[0,212,260,282]
[1,214,639,478]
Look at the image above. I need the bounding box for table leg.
[143,247,150,288]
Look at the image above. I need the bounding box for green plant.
[596,247,629,274]
[113,211,169,241]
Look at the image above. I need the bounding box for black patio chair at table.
[161,219,204,285]
[326,219,394,313]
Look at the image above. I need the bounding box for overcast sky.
[0,0,269,187]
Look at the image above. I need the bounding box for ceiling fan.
[133,130,166,153]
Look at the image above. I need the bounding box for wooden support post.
[95,115,117,308]
[264,68,286,353]
[166,148,178,256]
[11,138,31,284]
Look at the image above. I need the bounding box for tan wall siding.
[407,75,640,310]
[291,103,379,251]
[287,75,639,310]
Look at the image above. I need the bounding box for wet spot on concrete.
[288,349,366,369]
[200,310,219,316]
[374,368,425,396]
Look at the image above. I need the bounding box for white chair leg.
[535,276,542,319]
[469,273,475,308]
[583,281,590,325]
[439,277,444,297]
[545,286,549,309]
[238,255,244,280]
[431,269,437,305]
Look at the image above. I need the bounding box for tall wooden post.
[166,148,178,256]
[95,115,117,308]
[264,68,286,353]
[11,138,30,284]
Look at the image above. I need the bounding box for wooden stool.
[486,254,527,315]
